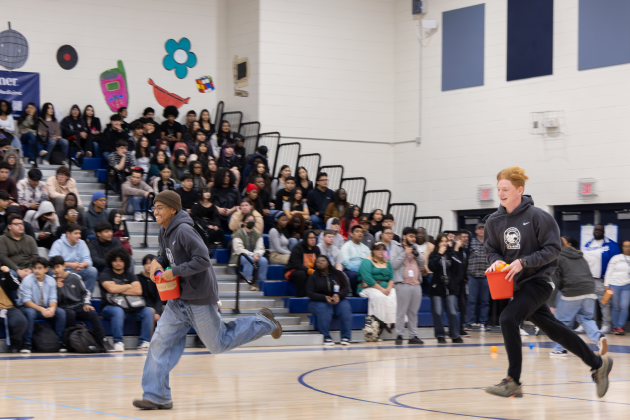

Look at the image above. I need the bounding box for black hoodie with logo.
[484,195,561,291]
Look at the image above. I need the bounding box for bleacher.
[1,100,454,350]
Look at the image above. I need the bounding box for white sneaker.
[534,326,541,336]
[114,342,125,352]
[137,341,150,351]
[134,212,143,222]
[574,325,585,333]
[520,328,529,336]
[341,338,350,346]
[472,323,481,328]
[600,325,612,334]
[598,335,608,356]
[479,324,487,331]
[550,350,568,357]
[42,160,50,166]
[323,339,335,346]
[59,347,67,353]
[39,150,48,157]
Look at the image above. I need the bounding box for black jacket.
[102,125,129,152]
[549,247,596,307]
[176,187,198,210]
[137,273,164,315]
[307,268,350,302]
[154,210,218,305]
[88,237,122,270]
[56,272,91,309]
[307,187,335,216]
[0,269,20,307]
[60,117,87,140]
[285,232,320,273]
[428,250,463,297]
[191,203,221,227]
[210,185,240,217]
[484,195,561,290]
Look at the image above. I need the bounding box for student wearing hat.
[465,223,492,331]
[359,216,375,249]
[134,190,281,410]
[84,192,110,241]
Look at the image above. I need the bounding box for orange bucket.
[155,269,181,301]
[485,271,514,300]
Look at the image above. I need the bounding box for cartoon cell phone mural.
[100,60,129,112]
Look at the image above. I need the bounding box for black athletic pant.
[500,280,602,383]
[64,306,106,341]
[289,270,308,298]
[458,284,467,331]
[4,307,28,349]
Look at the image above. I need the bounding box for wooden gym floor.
[1,331,629,420]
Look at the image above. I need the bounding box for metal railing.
[233,254,258,315]
[215,101,224,128]
[272,142,301,177]
[413,216,443,239]
[319,165,344,191]
[258,132,281,173]
[238,121,261,157]
[221,111,243,132]
[296,153,321,182]
[340,177,367,208]
[388,203,417,236]
[139,192,156,249]
[362,190,391,215]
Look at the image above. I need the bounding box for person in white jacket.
[24,200,59,250]
[229,213,268,291]
[604,240,630,335]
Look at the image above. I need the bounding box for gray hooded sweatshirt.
[154,210,218,306]
[548,246,596,306]
[484,195,561,290]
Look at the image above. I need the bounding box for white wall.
[3,0,225,123]
[392,0,630,229]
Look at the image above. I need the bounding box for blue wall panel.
[507,0,553,81]
[442,4,485,91]
[579,0,630,70]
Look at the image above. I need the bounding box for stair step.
[220,298,284,309]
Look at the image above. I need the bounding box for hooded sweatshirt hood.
[549,245,595,302]
[33,200,55,220]
[560,246,583,259]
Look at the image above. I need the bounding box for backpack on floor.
[363,315,382,342]
[49,147,66,165]
[63,323,106,353]
[32,322,61,353]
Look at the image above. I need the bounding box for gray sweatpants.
[395,283,422,337]
[594,279,612,329]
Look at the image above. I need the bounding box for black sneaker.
[437,337,447,344]
[395,335,403,345]
[20,344,32,354]
[103,339,115,353]
[452,337,464,344]
[408,336,424,345]
[460,331,471,338]
[133,399,173,410]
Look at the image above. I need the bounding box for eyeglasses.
[10,222,24,226]
[67,212,79,216]
[151,205,165,212]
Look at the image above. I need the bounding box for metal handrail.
[139,192,156,248]
[233,253,258,314]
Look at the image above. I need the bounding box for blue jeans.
[125,195,148,215]
[101,305,153,344]
[67,266,98,293]
[553,297,602,351]
[43,136,69,160]
[141,299,275,404]
[19,306,67,345]
[610,283,630,329]
[466,275,490,325]
[431,295,460,339]
[240,255,268,282]
[310,214,325,229]
[288,237,299,251]
[21,132,37,160]
[309,299,352,340]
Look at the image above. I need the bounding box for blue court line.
[0,394,144,420]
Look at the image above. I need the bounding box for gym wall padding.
[442,4,485,91]
[506,0,554,81]
[578,0,630,71]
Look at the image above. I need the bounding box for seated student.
[230,213,268,291]
[108,210,133,256]
[268,213,298,265]
[184,110,197,132]
[0,265,29,353]
[24,200,59,250]
[283,187,310,221]
[137,254,164,322]
[270,165,292,197]
[341,226,371,295]
[183,124,202,154]
[55,207,87,241]
[217,143,242,185]
[154,139,172,160]
[152,164,176,194]
[296,166,314,199]
[211,168,240,231]
[134,136,152,175]
[214,120,242,153]
[175,173,198,213]
[245,161,272,192]
[375,214,400,242]
[82,104,100,158]
[358,216,376,249]
[128,120,144,151]
[244,183,264,215]
[0,161,18,202]
[369,209,384,236]
[189,160,206,189]
[51,255,114,352]
[146,150,171,184]
[0,190,13,229]
[55,192,84,224]
[47,166,83,215]
[274,175,295,212]
[318,217,344,250]
[17,168,49,214]
[172,149,189,182]
[37,102,69,166]
[324,188,349,223]
[191,187,225,249]
[204,158,217,188]
[307,256,352,346]
[4,148,25,182]
[318,229,344,271]
[60,104,89,159]
[121,167,153,221]
[358,242,397,330]
[198,108,214,137]
[98,248,153,352]
[101,114,129,161]
[84,192,109,241]
[253,175,272,218]
[0,214,38,279]
[339,205,360,241]
[428,233,463,344]
[288,213,307,241]
[108,140,137,189]
[229,200,264,234]
[285,229,320,297]
[49,223,98,293]
[18,257,67,353]
[307,172,334,229]
[160,105,183,150]
[88,221,124,273]
[380,227,398,260]
[16,102,39,164]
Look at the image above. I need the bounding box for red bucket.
[485,271,514,300]
[155,270,181,301]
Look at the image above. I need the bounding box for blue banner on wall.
[0,70,40,117]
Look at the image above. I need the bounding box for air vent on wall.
[562,212,580,222]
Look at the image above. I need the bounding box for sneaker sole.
[340,342,350,346]
[549,353,568,357]
[597,356,613,398]
[258,308,282,339]
[484,388,523,398]
[133,400,173,410]
[599,337,608,356]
